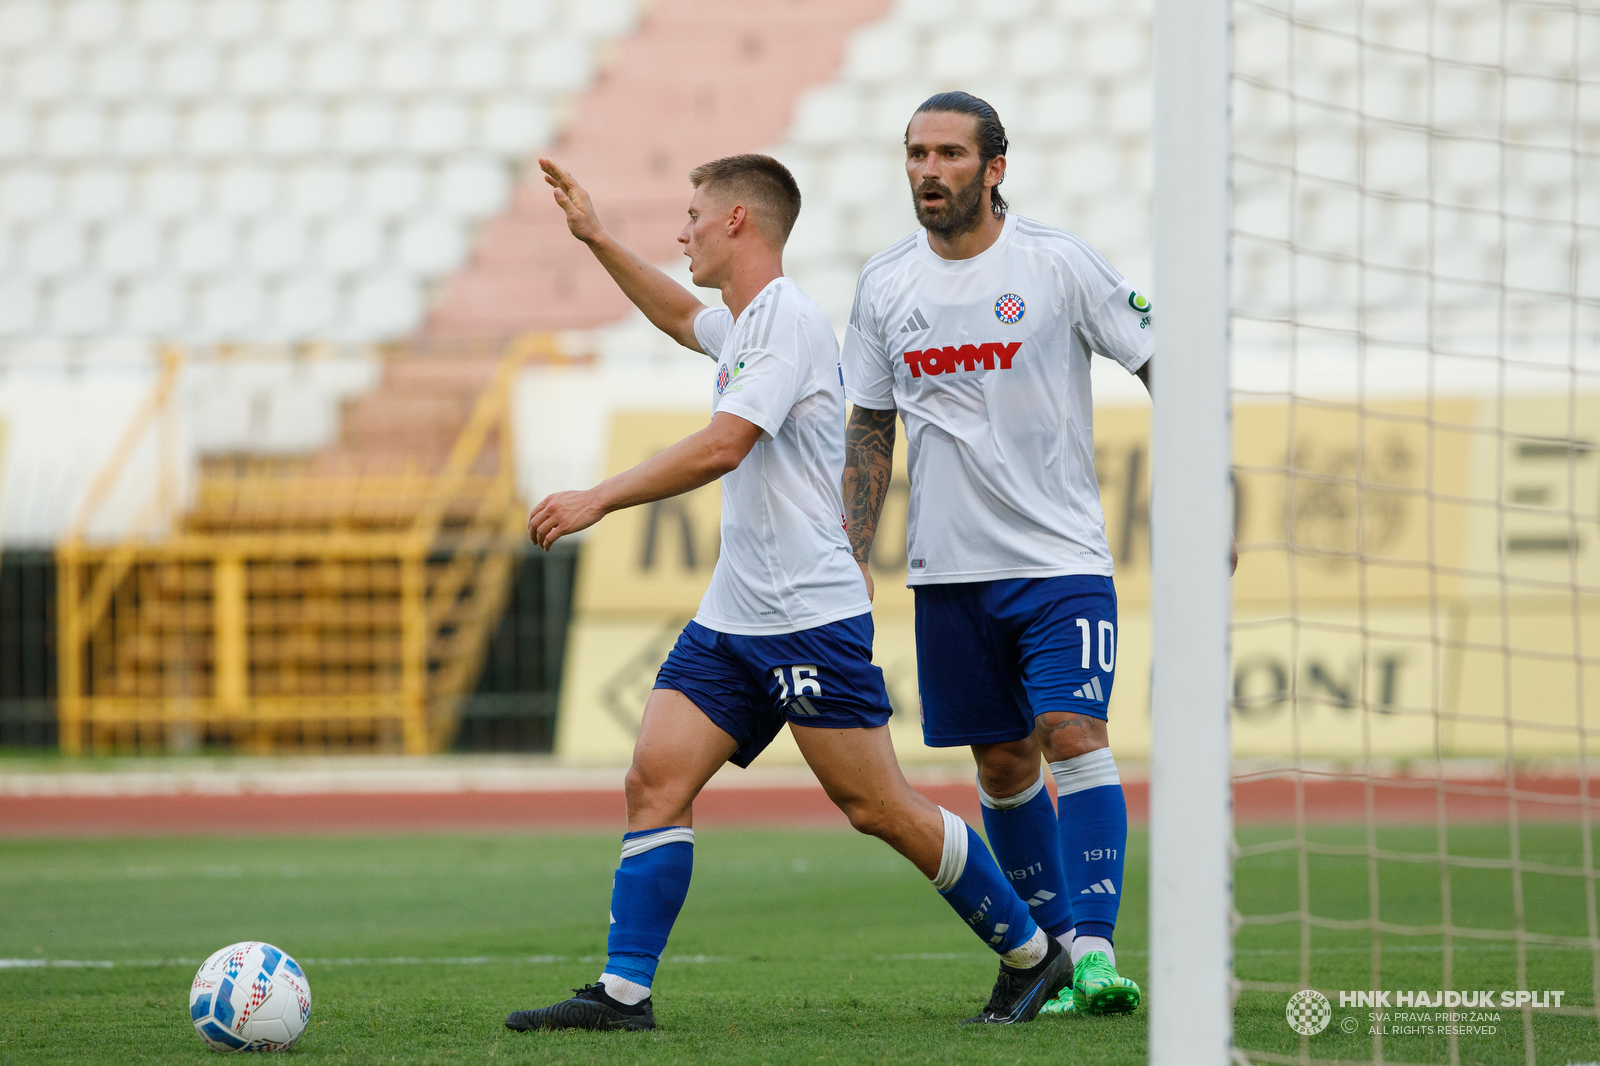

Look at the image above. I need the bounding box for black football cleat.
[962,935,1074,1024]
[505,983,657,1032]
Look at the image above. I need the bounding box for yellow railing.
[55,338,558,755]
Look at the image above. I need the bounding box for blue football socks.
[601,826,695,993]
[1050,749,1128,943]
[977,773,1074,938]
[932,807,1044,963]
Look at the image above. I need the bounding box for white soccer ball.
[189,941,312,1053]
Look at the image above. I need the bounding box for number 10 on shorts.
[772,665,823,700]
[1075,619,1116,672]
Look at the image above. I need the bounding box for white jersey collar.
[915,212,1018,272]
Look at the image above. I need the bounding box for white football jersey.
[691,277,872,634]
[841,214,1153,586]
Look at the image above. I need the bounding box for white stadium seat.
[569,0,636,37]
[15,50,78,103]
[890,0,964,29]
[374,40,437,94]
[317,215,384,275]
[481,98,552,153]
[156,43,222,100]
[85,45,149,101]
[348,273,422,336]
[41,104,105,160]
[113,103,179,158]
[287,162,353,218]
[215,165,279,220]
[141,164,204,220]
[841,26,915,84]
[522,37,593,92]
[98,218,164,277]
[422,0,480,38]
[304,40,367,95]
[277,0,339,42]
[197,276,265,339]
[68,167,132,221]
[246,218,310,275]
[50,276,115,336]
[62,0,124,45]
[187,100,253,158]
[204,0,268,43]
[349,0,411,41]
[447,39,513,93]
[1,166,57,222]
[396,215,466,275]
[331,98,398,155]
[122,276,186,334]
[261,101,327,157]
[0,2,52,49]
[0,280,39,335]
[173,219,237,278]
[364,161,427,218]
[488,0,555,36]
[270,274,338,338]
[435,157,508,218]
[23,221,86,279]
[232,41,298,98]
[405,98,471,155]
[133,0,195,44]
[928,27,996,78]
[0,105,34,160]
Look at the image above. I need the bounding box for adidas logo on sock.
[1079,878,1118,896]
[988,922,1010,946]
[1025,890,1057,907]
[898,308,931,333]
[1071,676,1105,701]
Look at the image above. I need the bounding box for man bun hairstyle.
[909,91,1009,217]
[688,153,803,245]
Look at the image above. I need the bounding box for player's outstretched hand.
[538,158,605,245]
[529,489,606,551]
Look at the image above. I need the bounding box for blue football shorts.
[653,612,894,767]
[913,574,1119,747]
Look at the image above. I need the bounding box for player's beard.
[913,168,988,239]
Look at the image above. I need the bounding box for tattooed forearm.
[842,406,897,565]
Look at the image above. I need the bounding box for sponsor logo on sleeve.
[715,360,745,395]
[1128,291,1152,329]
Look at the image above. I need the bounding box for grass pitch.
[1,827,1595,1065]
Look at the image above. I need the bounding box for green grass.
[0,827,1594,1065]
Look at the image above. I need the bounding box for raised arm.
[529,412,763,550]
[539,158,706,352]
[842,405,897,602]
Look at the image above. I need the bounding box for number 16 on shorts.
[772,664,823,715]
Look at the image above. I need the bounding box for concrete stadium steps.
[426,0,893,337]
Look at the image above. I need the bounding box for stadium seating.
[0,0,642,349]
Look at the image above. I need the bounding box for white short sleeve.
[1080,278,1154,373]
[694,306,733,360]
[841,277,896,410]
[714,347,805,442]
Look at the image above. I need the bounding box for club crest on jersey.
[716,360,745,395]
[994,293,1025,324]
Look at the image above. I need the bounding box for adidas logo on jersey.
[903,341,1022,379]
[899,309,931,333]
[1072,676,1105,701]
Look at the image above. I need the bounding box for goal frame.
[1149,1,1235,1063]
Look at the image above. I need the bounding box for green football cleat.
[1073,951,1141,1015]
[1039,985,1081,1015]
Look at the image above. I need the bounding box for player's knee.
[624,762,689,820]
[838,798,894,841]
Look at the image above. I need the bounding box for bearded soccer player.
[841,92,1162,1017]
[503,153,1073,1033]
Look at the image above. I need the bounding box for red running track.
[1,778,1591,836]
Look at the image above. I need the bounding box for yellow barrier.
[54,341,555,755]
[556,396,1599,762]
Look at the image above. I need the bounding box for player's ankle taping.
[976,772,1046,810]
[599,972,651,1005]
[931,806,969,891]
[1049,748,1120,795]
[1000,926,1048,969]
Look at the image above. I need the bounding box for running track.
[1,775,1592,836]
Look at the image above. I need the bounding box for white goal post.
[1149,1,1235,1064]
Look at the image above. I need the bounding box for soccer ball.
[189,941,311,1053]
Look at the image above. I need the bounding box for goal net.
[1223,0,1600,1062]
